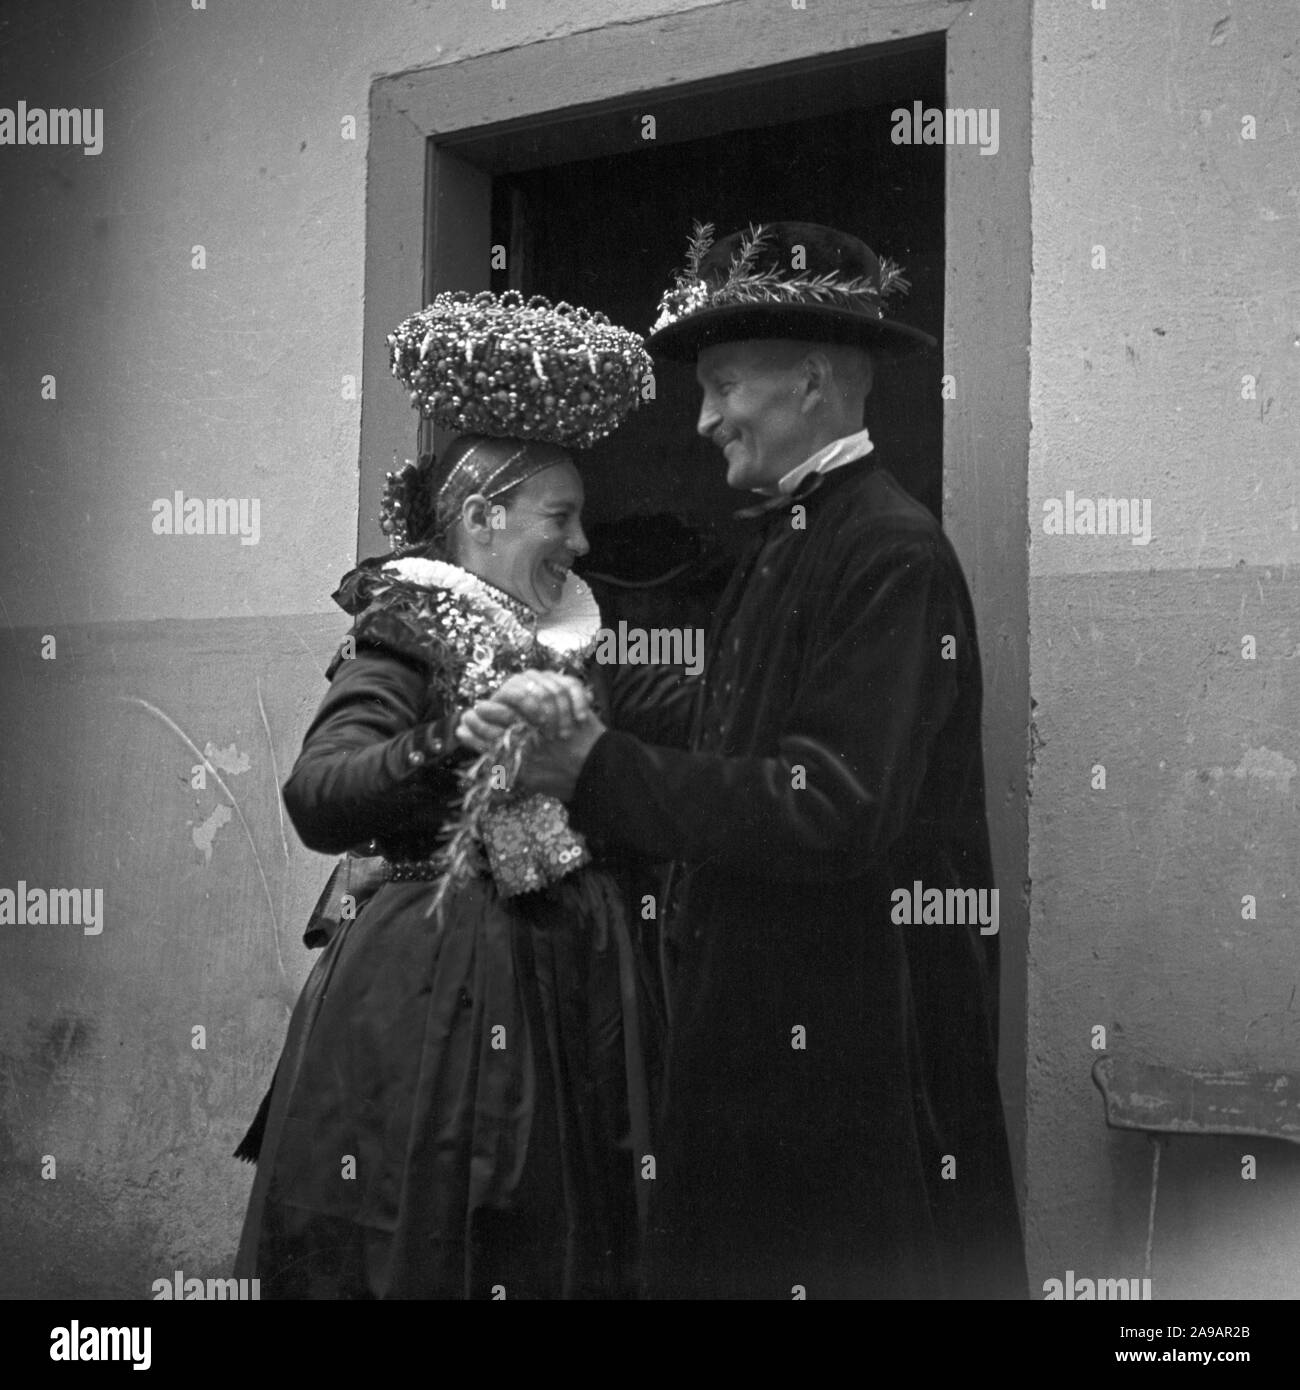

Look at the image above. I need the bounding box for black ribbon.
[733,469,828,520]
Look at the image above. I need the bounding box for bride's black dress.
[234,554,655,1299]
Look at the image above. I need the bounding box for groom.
[461,222,1027,1300]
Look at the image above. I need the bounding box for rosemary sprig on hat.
[651,222,912,334]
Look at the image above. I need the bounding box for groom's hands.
[455,671,606,802]
[512,718,604,801]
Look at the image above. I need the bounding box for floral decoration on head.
[388,289,653,449]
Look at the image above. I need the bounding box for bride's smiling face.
[463,462,589,615]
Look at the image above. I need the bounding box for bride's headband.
[381,436,574,551]
[442,439,533,501]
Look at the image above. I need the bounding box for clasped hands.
[454,671,606,803]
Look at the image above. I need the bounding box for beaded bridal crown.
[387,288,653,449]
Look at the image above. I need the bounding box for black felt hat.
[647,221,936,361]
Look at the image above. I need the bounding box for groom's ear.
[798,350,834,413]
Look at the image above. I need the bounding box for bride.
[234,291,656,1299]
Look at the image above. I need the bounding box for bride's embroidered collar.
[382,556,602,660]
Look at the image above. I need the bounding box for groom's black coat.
[570,460,1027,1299]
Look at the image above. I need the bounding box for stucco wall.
[1027,0,1300,1298]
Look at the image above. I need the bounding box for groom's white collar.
[758,426,875,498]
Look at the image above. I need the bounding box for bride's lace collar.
[382,555,602,660]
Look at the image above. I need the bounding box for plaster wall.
[1027,0,1300,1298]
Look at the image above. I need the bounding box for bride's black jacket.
[569,461,1027,1300]
[278,555,470,862]
[280,643,462,861]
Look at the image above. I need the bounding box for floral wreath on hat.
[388,288,653,449]
[650,221,912,335]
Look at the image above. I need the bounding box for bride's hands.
[455,670,594,752]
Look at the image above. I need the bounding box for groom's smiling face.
[694,341,814,492]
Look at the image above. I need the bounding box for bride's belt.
[383,793,590,894]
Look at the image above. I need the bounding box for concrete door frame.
[360,0,1031,1195]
